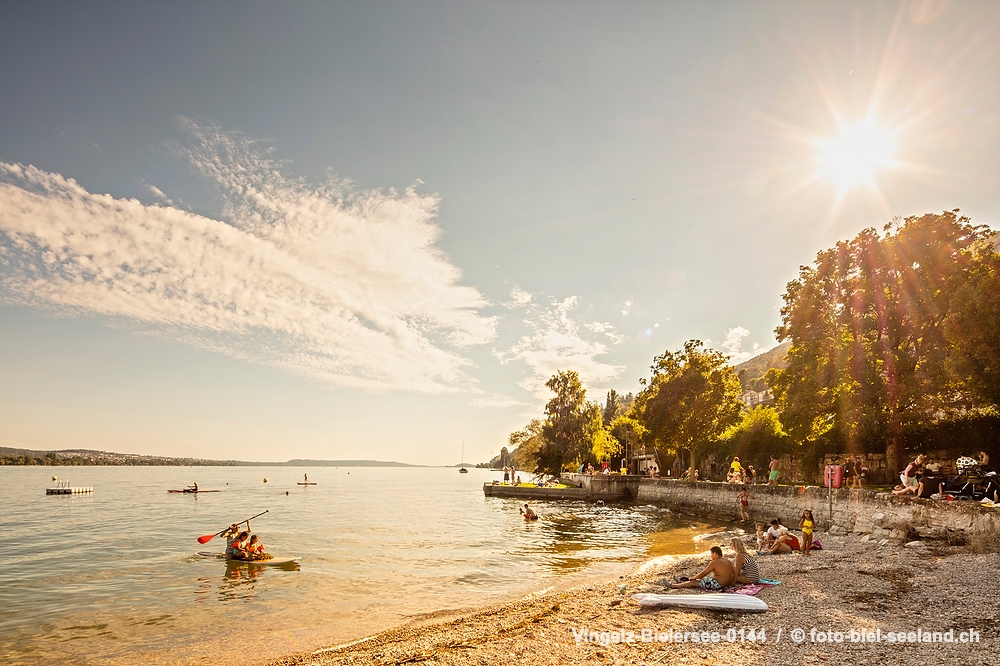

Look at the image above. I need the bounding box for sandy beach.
[269,534,998,666]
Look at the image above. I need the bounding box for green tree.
[946,251,1000,408]
[538,370,594,476]
[607,415,648,467]
[508,420,543,472]
[716,405,791,471]
[602,390,623,426]
[633,340,744,474]
[770,211,996,476]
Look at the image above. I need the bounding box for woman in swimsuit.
[730,537,760,584]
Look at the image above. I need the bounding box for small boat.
[459,443,468,473]
[168,489,220,493]
[296,482,317,485]
[197,552,300,566]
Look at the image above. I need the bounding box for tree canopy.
[769,211,999,475]
[632,340,744,472]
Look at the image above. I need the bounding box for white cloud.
[494,289,623,400]
[144,183,174,206]
[621,299,633,315]
[720,326,760,363]
[0,121,496,392]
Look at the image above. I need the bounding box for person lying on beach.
[766,530,799,554]
[670,546,735,590]
[729,538,760,584]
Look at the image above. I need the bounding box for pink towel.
[726,584,765,596]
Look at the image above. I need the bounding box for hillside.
[734,340,790,391]
[0,447,419,467]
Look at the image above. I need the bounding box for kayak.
[296,482,317,485]
[168,489,220,493]
[197,551,300,566]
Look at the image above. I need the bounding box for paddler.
[223,522,247,559]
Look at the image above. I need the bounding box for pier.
[46,486,93,495]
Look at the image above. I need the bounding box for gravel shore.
[268,535,998,666]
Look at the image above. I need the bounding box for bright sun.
[816,120,897,190]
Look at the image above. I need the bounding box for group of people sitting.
[669,537,761,591]
[223,521,272,561]
[754,513,816,556]
[892,452,998,501]
[669,511,819,592]
[726,457,756,485]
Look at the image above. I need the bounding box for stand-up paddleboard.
[197,552,300,566]
[633,593,768,613]
[168,489,221,493]
[296,482,317,485]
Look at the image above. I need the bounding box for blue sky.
[2,2,998,464]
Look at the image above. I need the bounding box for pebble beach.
[269,535,999,666]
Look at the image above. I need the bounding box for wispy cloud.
[494,288,623,400]
[621,299,633,315]
[0,120,495,392]
[721,326,760,363]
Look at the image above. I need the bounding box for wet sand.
[268,535,998,666]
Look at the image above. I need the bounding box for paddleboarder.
[304,473,308,483]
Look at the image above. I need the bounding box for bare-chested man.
[768,456,780,489]
[670,546,735,591]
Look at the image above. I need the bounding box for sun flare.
[816,120,897,190]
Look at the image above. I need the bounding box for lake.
[0,466,728,664]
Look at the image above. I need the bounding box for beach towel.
[758,578,781,586]
[728,584,765,596]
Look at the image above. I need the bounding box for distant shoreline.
[0,446,435,467]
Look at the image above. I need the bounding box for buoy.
[263,478,268,483]
[285,491,289,495]
[52,476,58,481]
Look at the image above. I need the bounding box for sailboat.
[459,443,468,473]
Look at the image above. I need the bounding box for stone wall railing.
[635,478,1000,550]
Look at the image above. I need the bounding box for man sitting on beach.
[670,546,735,591]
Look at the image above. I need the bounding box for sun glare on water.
[816,120,897,191]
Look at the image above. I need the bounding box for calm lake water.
[1,466,728,665]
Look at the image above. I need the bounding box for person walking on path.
[768,456,780,489]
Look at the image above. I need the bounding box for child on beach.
[799,509,814,557]
[737,489,749,522]
[755,523,766,552]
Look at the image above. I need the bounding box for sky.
[1,1,999,465]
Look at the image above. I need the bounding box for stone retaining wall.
[636,479,1000,550]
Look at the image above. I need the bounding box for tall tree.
[769,211,996,476]
[633,340,744,474]
[538,370,593,476]
[603,389,623,426]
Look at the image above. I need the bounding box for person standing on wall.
[768,456,780,489]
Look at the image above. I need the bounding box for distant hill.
[283,459,421,467]
[734,341,790,392]
[0,447,421,467]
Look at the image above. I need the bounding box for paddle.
[197,510,269,544]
